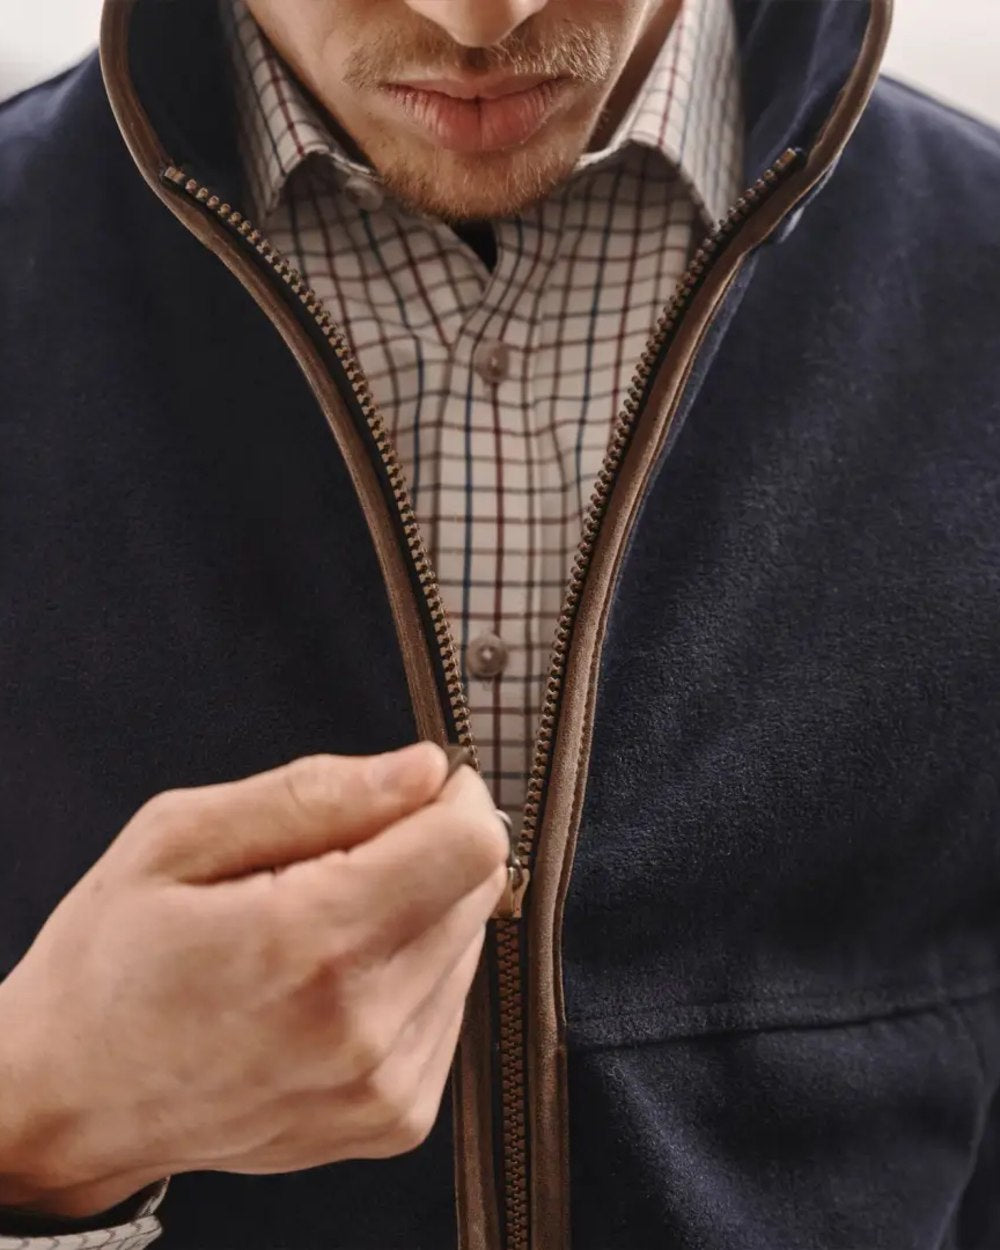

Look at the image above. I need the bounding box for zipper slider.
[491,808,530,920]
[442,749,529,918]
[494,860,531,920]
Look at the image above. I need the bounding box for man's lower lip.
[381,80,569,154]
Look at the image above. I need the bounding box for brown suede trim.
[101,2,494,1237]
[98,3,894,1248]
[98,1,448,752]
[523,3,895,1247]
[452,958,503,1250]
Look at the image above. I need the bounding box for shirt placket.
[426,218,550,818]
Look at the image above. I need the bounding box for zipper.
[163,149,803,1250]
[492,145,805,1250]
[513,146,803,882]
[160,166,477,767]
[159,164,535,920]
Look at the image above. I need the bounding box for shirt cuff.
[0,1178,167,1249]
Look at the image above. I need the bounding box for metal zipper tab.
[497,864,531,922]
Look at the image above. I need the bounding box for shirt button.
[473,340,510,386]
[467,632,509,680]
[343,175,385,213]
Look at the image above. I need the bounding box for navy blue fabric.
[0,54,460,1250]
[734,0,872,176]
[1,2,999,1247]
[565,78,1000,1248]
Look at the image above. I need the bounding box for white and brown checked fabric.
[224,0,744,821]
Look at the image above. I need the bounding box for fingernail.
[368,742,441,792]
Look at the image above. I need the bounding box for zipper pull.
[494,860,531,921]
[444,743,474,779]
[442,754,529,919]
[491,808,530,920]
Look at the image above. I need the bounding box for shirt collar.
[584,0,745,225]
[225,0,744,229]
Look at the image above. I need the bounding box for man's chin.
[372,139,582,223]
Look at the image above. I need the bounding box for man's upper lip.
[389,73,559,101]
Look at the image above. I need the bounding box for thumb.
[138,742,449,883]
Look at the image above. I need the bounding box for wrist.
[0,1167,163,1222]
[0,985,159,1220]
[0,1079,159,1221]
[0,1181,166,1234]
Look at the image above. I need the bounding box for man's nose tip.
[403,0,549,47]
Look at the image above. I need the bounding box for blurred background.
[3,0,1000,125]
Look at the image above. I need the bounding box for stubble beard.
[361,113,594,221]
[342,15,618,220]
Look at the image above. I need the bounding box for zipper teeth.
[516,146,802,867]
[496,922,529,1247]
[165,154,802,1250]
[162,169,476,764]
[492,146,803,1250]
[163,148,798,851]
